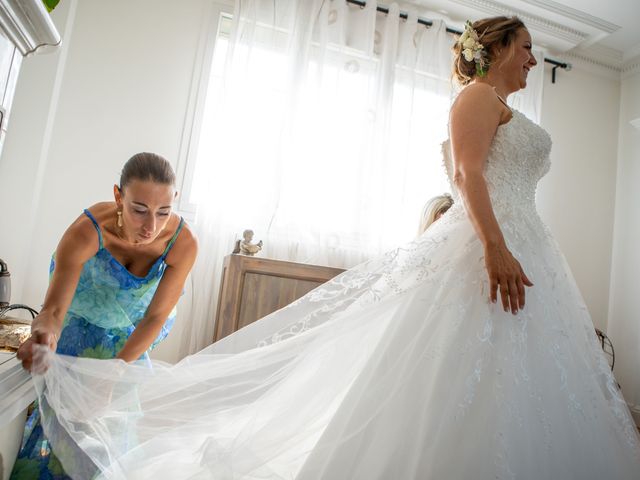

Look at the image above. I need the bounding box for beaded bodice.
[442,110,552,217]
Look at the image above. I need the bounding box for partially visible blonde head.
[452,16,526,86]
[418,193,454,235]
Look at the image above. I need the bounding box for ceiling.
[408,0,640,71]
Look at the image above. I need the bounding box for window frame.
[174,1,234,221]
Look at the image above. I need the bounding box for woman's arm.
[449,83,533,314]
[116,226,198,362]
[17,216,98,371]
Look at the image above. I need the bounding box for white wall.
[0,0,75,310]
[537,61,621,331]
[0,1,630,364]
[608,69,640,423]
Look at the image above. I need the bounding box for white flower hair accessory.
[458,20,487,77]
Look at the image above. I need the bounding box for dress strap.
[492,86,512,111]
[162,217,185,258]
[83,209,104,249]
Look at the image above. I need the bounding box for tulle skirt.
[33,204,640,479]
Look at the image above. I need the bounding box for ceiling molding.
[623,42,640,63]
[555,50,621,80]
[622,59,640,79]
[448,0,588,45]
[563,52,618,71]
[571,43,624,69]
[410,0,634,76]
[520,0,619,34]
[547,45,638,78]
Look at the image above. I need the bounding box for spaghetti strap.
[162,217,185,258]
[492,86,511,111]
[83,209,104,250]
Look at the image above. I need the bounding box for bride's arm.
[449,84,532,314]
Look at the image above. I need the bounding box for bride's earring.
[117,210,123,228]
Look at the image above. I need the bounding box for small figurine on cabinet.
[232,229,264,256]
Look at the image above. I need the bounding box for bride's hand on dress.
[484,242,533,314]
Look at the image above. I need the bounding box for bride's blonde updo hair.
[452,16,526,86]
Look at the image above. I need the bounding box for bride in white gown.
[27,16,640,480]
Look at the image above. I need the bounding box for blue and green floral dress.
[10,209,184,480]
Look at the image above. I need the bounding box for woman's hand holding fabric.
[17,324,58,373]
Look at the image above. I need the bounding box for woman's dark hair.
[452,16,526,86]
[119,152,176,189]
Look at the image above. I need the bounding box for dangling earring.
[117,210,123,228]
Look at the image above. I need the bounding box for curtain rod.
[345,0,571,83]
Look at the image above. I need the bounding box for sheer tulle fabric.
[32,209,640,479]
[32,110,640,479]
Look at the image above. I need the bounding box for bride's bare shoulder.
[452,83,499,110]
[450,84,507,126]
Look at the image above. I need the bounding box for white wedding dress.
[35,109,640,480]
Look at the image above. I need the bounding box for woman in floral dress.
[11,152,198,479]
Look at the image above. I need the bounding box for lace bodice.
[442,110,552,217]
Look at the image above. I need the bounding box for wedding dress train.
[34,109,640,479]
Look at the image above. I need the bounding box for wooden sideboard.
[214,254,345,342]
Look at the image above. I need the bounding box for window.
[178,8,452,252]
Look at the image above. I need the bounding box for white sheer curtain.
[178,1,545,357]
